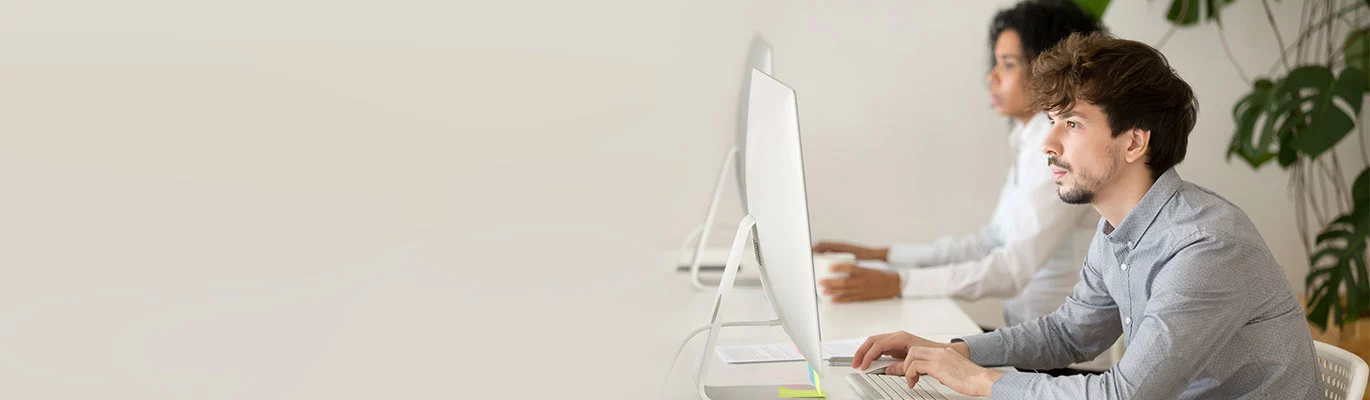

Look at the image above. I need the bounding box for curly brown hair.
[1028,32,1198,179]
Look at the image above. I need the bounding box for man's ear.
[1123,128,1150,164]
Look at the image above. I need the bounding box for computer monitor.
[741,67,822,374]
[734,35,773,210]
[688,68,823,399]
[680,35,773,287]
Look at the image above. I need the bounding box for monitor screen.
[743,67,823,375]
[734,35,772,211]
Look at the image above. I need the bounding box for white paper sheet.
[714,334,965,364]
[715,337,868,364]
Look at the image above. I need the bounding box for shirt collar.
[1102,168,1183,248]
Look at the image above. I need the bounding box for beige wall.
[0,0,1339,398]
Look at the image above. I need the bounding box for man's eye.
[1067,121,1079,129]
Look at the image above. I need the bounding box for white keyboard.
[847,372,949,400]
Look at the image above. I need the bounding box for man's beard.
[1059,184,1095,204]
[1049,156,1115,205]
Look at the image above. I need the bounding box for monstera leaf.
[1228,77,1310,168]
[1080,0,1231,26]
[1285,66,1367,157]
[1073,0,1110,19]
[1345,29,1370,90]
[1166,0,1236,26]
[1229,66,1366,168]
[1306,168,1370,330]
[1228,79,1280,167]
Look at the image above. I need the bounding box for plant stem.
[1320,0,1331,67]
[1268,0,1367,76]
[1301,0,1314,66]
[1331,151,1353,209]
[1222,24,1254,83]
[1293,166,1314,256]
[1360,114,1369,167]
[1318,155,1350,213]
[1265,0,1293,71]
[1306,158,1330,229]
[1218,24,1252,84]
[1157,0,1189,49]
[1315,157,1330,216]
[1313,1,1325,67]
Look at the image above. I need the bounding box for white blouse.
[888,112,1099,327]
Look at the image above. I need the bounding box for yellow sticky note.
[778,388,827,398]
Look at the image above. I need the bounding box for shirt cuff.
[898,265,955,298]
[990,371,1041,399]
[887,243,936,266]
[958,331,1009,366]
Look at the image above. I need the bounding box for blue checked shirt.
[959,169,1322,399]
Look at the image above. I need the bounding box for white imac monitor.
[689,68,822,399]
[742,67,822,373]
[680,35,773,286]
[734,35,773,210]
[695,67,822,399]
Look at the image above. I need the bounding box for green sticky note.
[778,388,826,398]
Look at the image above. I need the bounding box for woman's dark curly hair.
[989,0,1105,67]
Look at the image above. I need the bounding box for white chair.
[1317,341,1369,400]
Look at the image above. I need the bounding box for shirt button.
[1121,263,1129,271]
[1125,317,1133,325]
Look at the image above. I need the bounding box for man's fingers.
[857,339,895,370]
[902,347,953,388]
[905,360,927,389]
[851,335,883,369]
[901,347,935,389]
[829,263,855,273]
[885,362,904,376]
[906,346,937,360]
[903,356,919,388]
[857,340,888,370]
[906,346,959,363]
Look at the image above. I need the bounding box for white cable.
[657,319,780,399]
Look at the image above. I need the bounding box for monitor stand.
[693,214,819,400]
[680,146,762,291]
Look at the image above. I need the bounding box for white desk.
[659,280,983,399]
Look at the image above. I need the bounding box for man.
[851,32,1322,399]
[813,0,1103,331]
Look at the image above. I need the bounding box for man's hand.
[851,331,955,370]
[820,264,901,303]
[888,346,1003,398]
[812,241,889,261]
